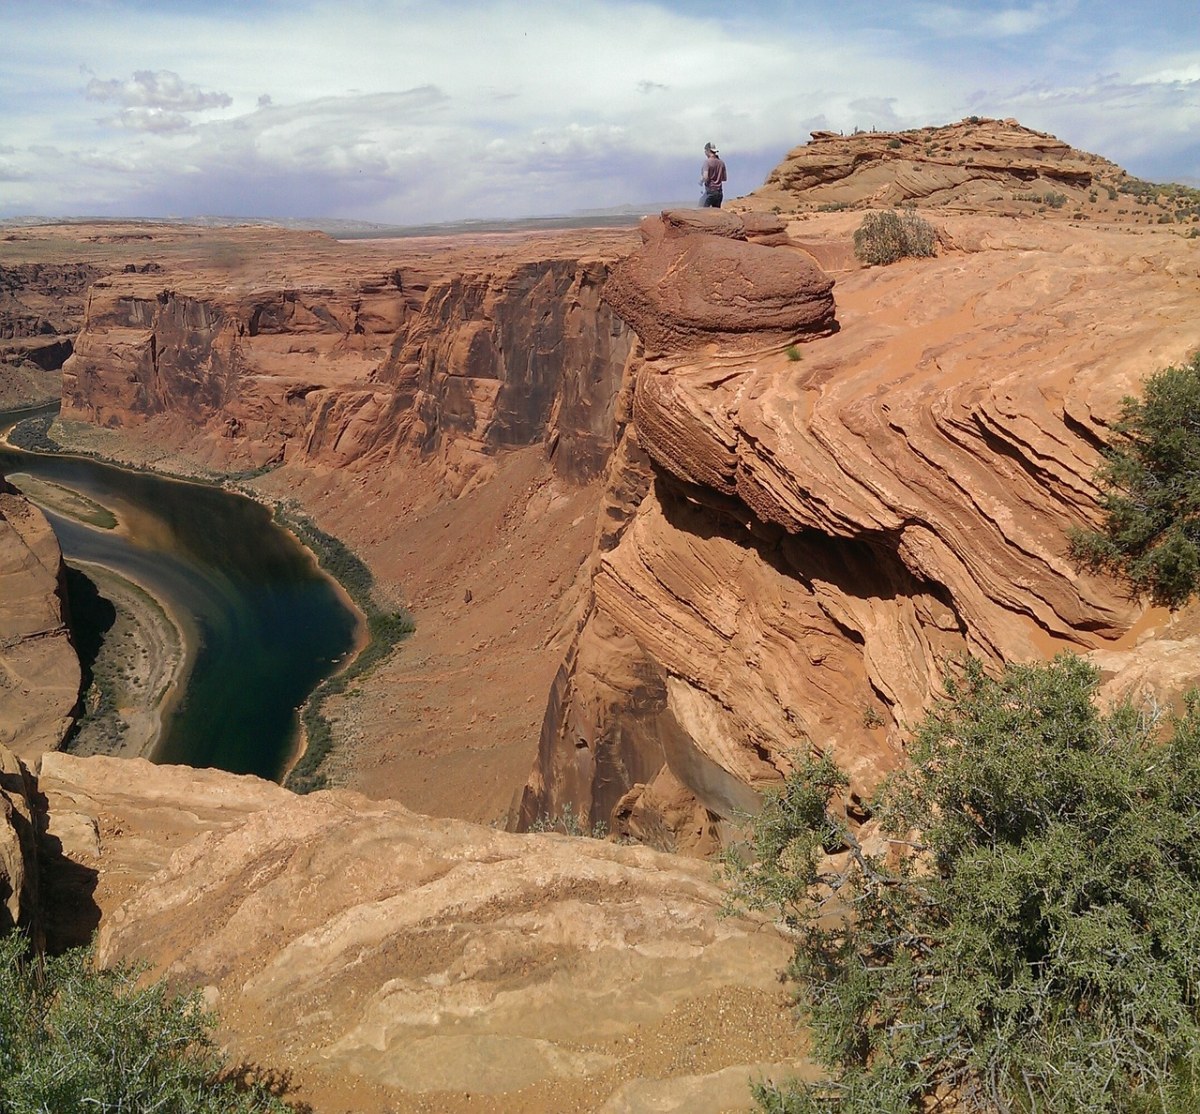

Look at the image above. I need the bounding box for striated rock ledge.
[520,207,1200,849]
[33,751,810,1113]
[741,117,1130,215]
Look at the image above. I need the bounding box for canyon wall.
[518,207,1200,849]
[60,233,632,488]
[15,173,1200,859]
[0,261,106,406]
[0,480,80,765]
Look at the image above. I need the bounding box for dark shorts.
[702,187,723,208]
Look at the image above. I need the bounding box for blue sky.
[1,0,1197,225]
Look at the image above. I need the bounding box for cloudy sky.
[2,0,1197,226]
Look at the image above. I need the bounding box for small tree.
[852,209,936,265]
[0,934,295,1112]
[1069,352,1200,608]
[726,654,1200,1113]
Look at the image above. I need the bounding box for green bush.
[852,209,935,265]
[1069,352,1200,607]
[0,934,295,1112]
[274,507,415,793]
[725,654,1200,1114]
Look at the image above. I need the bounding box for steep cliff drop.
[39,223,637,817]
[0,479,80,764]
[520,171,1200,851]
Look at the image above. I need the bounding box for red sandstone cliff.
[2,122,1200,1111]
[8,120,1200,856]
[0,481,79,764]
[518,202,1200,850]
[60,228,633,488]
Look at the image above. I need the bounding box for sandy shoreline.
[66,560,194,761]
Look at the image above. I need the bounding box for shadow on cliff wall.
[34,794,100,954]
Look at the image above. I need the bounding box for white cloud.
[85,69,232,112]
[911,0,1080,39]
[0,0,1196,220]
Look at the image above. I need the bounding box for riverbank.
[1,417,192,762]
[66,560,192,761]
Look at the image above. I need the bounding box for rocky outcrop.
[0,480,80,763]
[0,745,38,935]
[35,751,809,1113]
[740,117,1131,216]
[520,208,1200,849]
[0,263,105,342]
[603,210,836,356]
[61,229,635,486]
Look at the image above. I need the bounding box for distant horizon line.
[0,203,695,238]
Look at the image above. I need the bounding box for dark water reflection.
[0,408,359,780]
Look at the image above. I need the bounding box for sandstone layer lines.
[528,206,1200,844]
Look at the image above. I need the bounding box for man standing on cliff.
[700,142,727,208]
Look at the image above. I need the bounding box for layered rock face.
[742,117,1133,217]
[36,751,808,1114]
[0,480,80,763]
[0,262,105,406]
[520,207,1200,849]
[61,229,633,486]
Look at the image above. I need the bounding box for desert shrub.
[1043,191,1067,208]
[0,934,294,1112]
[886,139,902,150]
[852,209,935,265]
[527,802,608,838]
[1069,352,1200,607]
[725,654,1200,1114]
[275,506,415,793]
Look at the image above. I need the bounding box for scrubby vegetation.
[527,802,608,838]
[726,654,1200,1114]
[0,934,296,1112]
[1069,352,1200,608]
[852,209,935,265]
[275,508,415,793]
[1119,178,1200,222]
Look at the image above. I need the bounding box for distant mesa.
[738,116,1149,219]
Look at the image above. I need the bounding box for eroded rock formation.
[3,123,1200,1112]
[0,261,106,406]
[0,480,80,763]
[742,117,1134,217]
[0,744,38,934]
[520,206,1200,849]
[60,227,634,486]
[35,751,809,1113]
